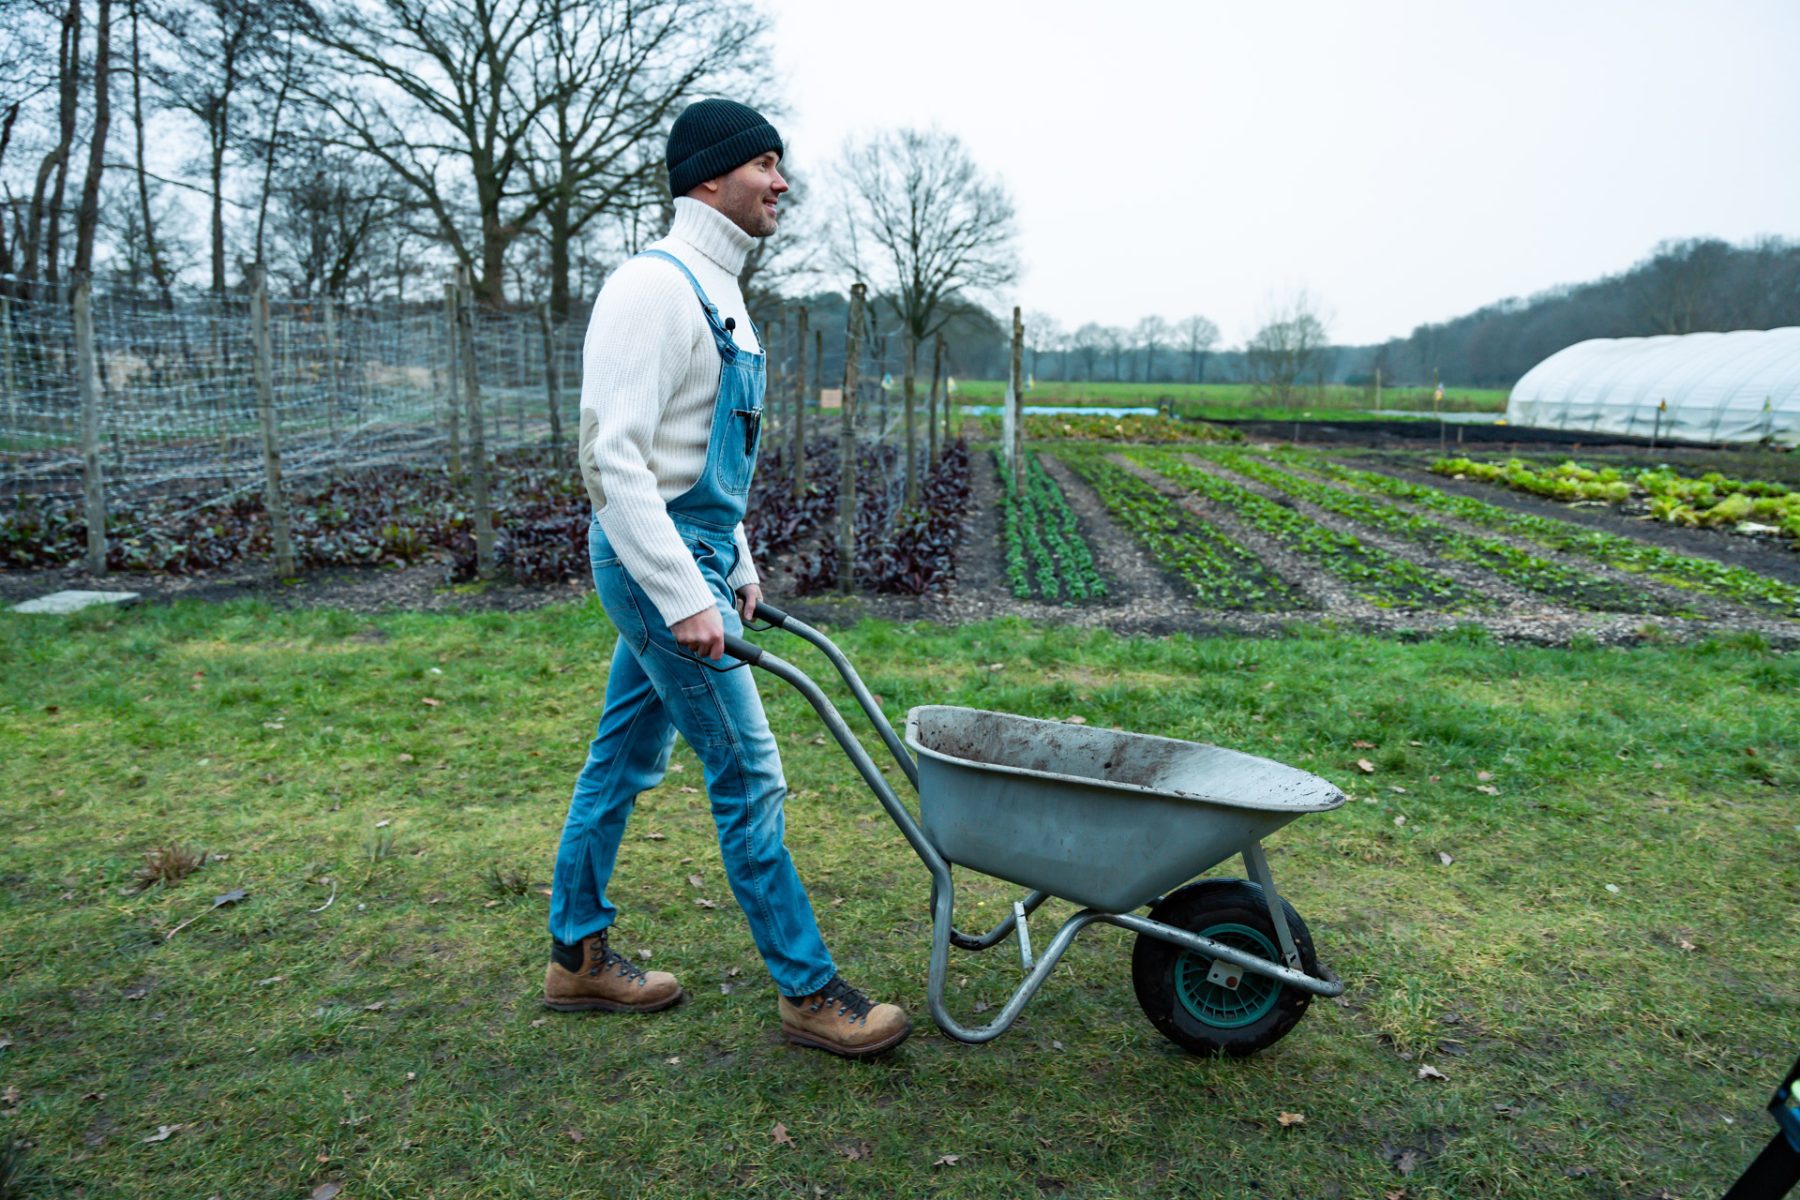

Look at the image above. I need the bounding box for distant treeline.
[1356,237,1800,387]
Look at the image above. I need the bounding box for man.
[543,99,910,1059]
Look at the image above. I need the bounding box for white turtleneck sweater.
[578,197,764,628]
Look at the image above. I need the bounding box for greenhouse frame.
[1506,326,1800,446]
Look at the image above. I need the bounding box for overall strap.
[635,249,722,324]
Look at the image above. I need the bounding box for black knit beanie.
[666,99,784,198]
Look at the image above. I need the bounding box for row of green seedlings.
[1295,452,1800,616]
[996,450,1108,602]
[1126,448,1479,612]
[1432,456,1800,543]
[1205,449,1672,614]
[1056,448,1298,610]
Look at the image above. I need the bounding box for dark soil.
[6,436,1796,649]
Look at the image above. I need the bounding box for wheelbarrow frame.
[722,604,1345,1045]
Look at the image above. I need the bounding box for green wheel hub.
[1174,923,1282,1029]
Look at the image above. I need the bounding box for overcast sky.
[765,0,1800,346]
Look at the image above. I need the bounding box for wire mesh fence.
[0,273,976,586]
[0,278,581,513]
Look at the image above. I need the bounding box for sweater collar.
[669,197,756,276]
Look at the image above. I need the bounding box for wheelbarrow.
[720,603,1347,1056]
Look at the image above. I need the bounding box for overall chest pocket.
[717,406,762,495]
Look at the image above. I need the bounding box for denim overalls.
[548,249,836,997]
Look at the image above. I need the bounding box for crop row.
[996,451,1109,603]
[1127,449,1477,612]
[1056,449,1298,611]
[1433,456,1799,543]
[1300,453,1800,616]
[1205,449,1668,614]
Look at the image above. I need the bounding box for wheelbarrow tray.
[904,705,1345,913]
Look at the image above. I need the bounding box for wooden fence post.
[322,293,342,450]
[903,329,918,509]
[249,265,296,576]
[1008,307,1024,472]
[538,302,563,458]
[927,332,943,464]
[838,283,865,596]
[1,295,16,443]
[442,283,463,475]
[456,268,496,578]
[73,276,108,573]
[792,305,808,499]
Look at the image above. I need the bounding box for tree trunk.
[128,0,171,306]
[72,0,112,278]
[539,303,563,456]
[30,0,82,293]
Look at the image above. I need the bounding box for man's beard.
[725,192,777,239]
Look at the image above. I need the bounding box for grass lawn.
[952,380,1511,421]
[1,600,1795,1198]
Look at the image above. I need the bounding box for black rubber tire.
[1130,878,1318,1057]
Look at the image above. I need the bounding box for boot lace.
[810,976,874,1022]
[586,933,649,984]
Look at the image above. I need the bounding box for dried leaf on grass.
[142,1123,186,1143]
[1416,1064,1448,1082]
[564,1129,584,1143]
[1356,759,1376,774]
[933,1153,961,1167]
[311,1184,343,1200]
[771,1122,796,1148]
[686,874,704,888]
[1276,1111,1306,1127]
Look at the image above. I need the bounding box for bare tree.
[146,0,268,292]
[1098,324,1127,381]
[71,0,112,277]
[1069,321,1104,381]
[833,125,1017,498]
[1132,315,1168,383]
[1246,290,1331,407]
[268,143,411,297]
[1177,314,1219,384]
[525,0,769,318]
[1024,310,1061,384]
[833,126,1018,341]
[124,0,174,302]
[17,0,83,292]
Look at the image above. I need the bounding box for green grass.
[954,380,1511,420]
[1,601,1796,1198]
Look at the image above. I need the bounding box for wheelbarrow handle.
[722,633,764,665]
[752,600,791,627]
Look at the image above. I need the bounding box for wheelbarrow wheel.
[1130,879,1317,1057]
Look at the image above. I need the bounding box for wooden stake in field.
[1373,366,1382,413]
[249,265,296,577]
[538,302,562,458]
[1007,306,1025,472]
[926,331,943,465]
[791,305,808,499]
[455,269,496,579]
[903,329,918,509]
[838,283,865,596]
[934,333,948,449]
[73,275,108,574]
[441,284,462,475]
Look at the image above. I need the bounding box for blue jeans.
[547,516,837,997]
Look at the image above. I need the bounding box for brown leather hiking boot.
[543,931,682,1013]
[779,976,911,1058]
